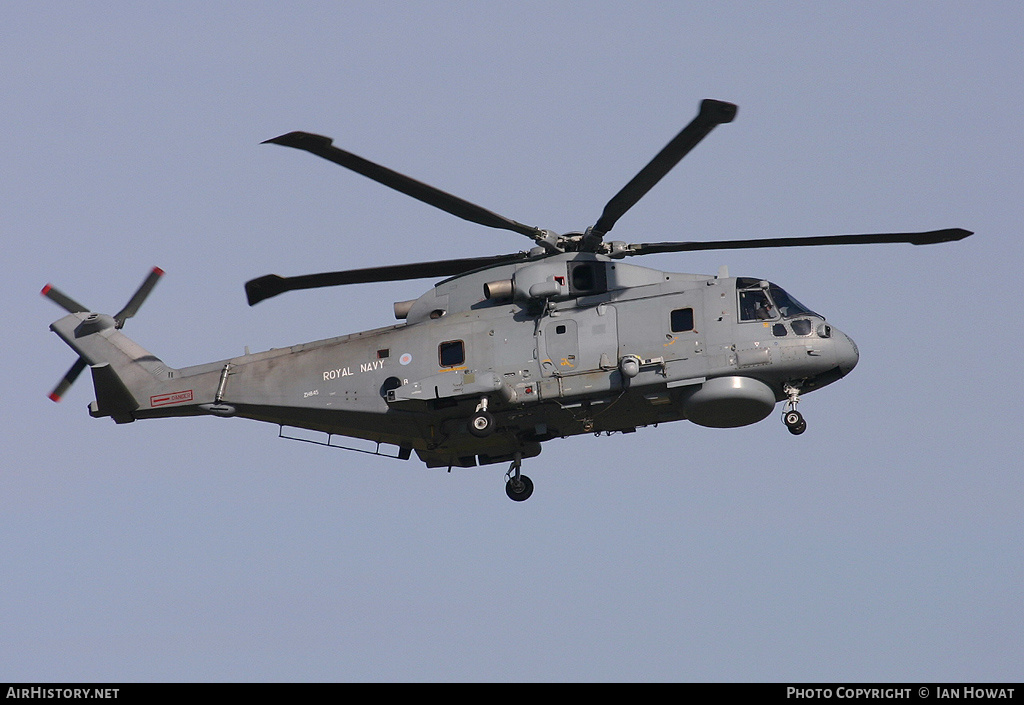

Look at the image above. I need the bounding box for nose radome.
[834,329,859,376]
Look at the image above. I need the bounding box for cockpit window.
[791,319,812,336]
[738,280,816,321]
[739,289,776,321]
[767,284,815,318]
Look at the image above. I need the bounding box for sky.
[2,2,1022,683]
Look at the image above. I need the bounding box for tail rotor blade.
[41,284,89,314]
[49,357,88,402]
[114,267,164,328]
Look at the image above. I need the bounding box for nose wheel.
[782,385,807,435]
[783,409,806,435]
[504,453,534,502]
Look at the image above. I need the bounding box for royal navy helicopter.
[44,99,971,501]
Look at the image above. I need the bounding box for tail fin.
[44,268,169,422]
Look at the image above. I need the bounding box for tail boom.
[48,311,221,423]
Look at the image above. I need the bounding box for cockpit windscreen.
[737,279,817,321]
[767,283,816,318]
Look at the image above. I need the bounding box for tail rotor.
[43,267,164,401]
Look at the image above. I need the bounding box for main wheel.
[505,474,534,501]
[469,410,495,437]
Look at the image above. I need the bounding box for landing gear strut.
[782,384,807,435]
[504,453,533,502]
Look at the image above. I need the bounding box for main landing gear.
[469,397,495,438]
[464,398,532,501]
[782,384,807,435]
[504,453,534,502]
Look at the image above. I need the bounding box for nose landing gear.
[504,453,534,501]
[782,384,807,435]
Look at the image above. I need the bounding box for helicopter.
[44,99,971,501]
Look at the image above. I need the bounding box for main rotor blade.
[264,132,546,243]
[49,357,88,402]
[114,266,164,328]
[246,252,531,306]
[41,284,89,314]
[589,99,737,243]
[622,228,973,256]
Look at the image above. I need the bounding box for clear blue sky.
[3,2,1021,681]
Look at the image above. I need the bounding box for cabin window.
[772,323,787,337]
[377,348,390,359]
[438,340,465,367]
[670,307,694,332]
[555,324,567,335]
